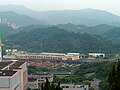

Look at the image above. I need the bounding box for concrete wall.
[0,78,10,88]
[10,72,20,90]
[0,72,20,90]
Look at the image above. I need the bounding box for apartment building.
[0,61,28,90]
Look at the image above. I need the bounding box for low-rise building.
[28,73,53,89]
[10,52,80,60]
[89,53,105,58]
[60,84,89,90]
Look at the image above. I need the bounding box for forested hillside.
[56,23,115,35]
[103,27,120,44]
[0,24,16,37]
[5,27,113,53]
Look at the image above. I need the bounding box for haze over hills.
[1,5,120,26]
[0,5,120,54]
[0,11,47,26]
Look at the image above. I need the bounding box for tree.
[55,82,62,90]
[41,83,44,90]
[27,88,32,90]
[41,77,62,90]
[50,81,55,90]
[44,77,50,90]
[108,59,120,90]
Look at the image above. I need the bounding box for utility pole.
[0,33,3,62]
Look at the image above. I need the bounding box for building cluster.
[28,73,89,90]
[0,61,28,90]
[0,18,19,29]
[28,73,53,89]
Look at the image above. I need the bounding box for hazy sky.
[0,0,120,15]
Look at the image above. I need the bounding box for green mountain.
[0,23,16,37]
[103,27,120,44]
[5,27,113,53]
[0,11,47,26]
[56,23,115,35]
[0,5,120,26]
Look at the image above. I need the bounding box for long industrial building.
[4,51,80,61]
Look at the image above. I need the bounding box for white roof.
[89,53,105,55]
[40,52,66,56]
[67,53,80,55]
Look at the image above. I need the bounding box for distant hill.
[0,5,120,26]
[0,11,47,26]
[5,27,113,53]
[103,27,120,44]
[56,23,116,35]
[0,24,16,37]
[16,24,49,33]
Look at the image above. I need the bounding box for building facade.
[60,84,89,90]
[89,53,105,58]
[28,73,53,89]
[13,52,80,61]
[0,61,28,90]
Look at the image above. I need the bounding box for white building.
[60,84,89,90]
[89,53,105,58]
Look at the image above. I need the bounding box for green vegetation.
[42,78,62,90]
[103,27,120,44]
[57,23,115,35]
[28,62,113,90]
[53,62,112,84]
[27,77,62,90]
[28,65,79,74]
[108,60,120,90]
[0,23,119,54]
[0,24,16,37]
[5,26,113,53]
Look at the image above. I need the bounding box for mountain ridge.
[0,5,120,26]
[0,11,47,26]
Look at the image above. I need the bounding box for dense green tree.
[50,81,55,90]
[44,77,50,90]
[55,82,62,90]
[5,27,113,54]
[108,59,120,90]
[41,83,44,90]
[41,77,62,90]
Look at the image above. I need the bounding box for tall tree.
[108,59,120,90]
[50,81,55,90]
[55,82,62,90]
[44,77,50,90]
